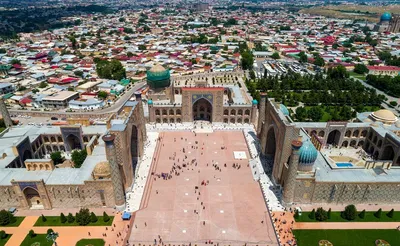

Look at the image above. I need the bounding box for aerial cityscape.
[0,0,400,246]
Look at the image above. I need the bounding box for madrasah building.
[258,96,400,205]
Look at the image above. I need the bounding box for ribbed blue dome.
[280,104,290,116]
[252,99,258,105]
[147,99,153,105]
[299,139,318,165]
[381,12,392,21]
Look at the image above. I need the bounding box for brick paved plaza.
[129,131,278,245]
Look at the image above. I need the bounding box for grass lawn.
[295,210,400,222]
[0,234,11,246]
[1,217,25,227]
[34,216,114,226]
[76,239,105,246]
[20,234,53,246]
[294,229,400,246]
[349,71,367,81]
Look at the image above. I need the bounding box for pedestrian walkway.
[0,212,131,246]
[125,132,159,212]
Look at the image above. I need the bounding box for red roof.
[19,97,32,104]
[367,66,400,71]
[61,77,79,83]
[182,87,224,91]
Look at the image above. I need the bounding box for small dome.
[93,161,111,176]
[150,63,166,73]
[381,12,392,21]
[299,139,318,165]
[252,99,258,105]
[280,104,290,116]
[370,109,397,123]
[148,99,153,105]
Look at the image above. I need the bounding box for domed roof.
[280,104,290,116]
[370,109,397,123]
[149,63,166,73]
[252,99,258,105]
[147,99,153,105]
[93,161,111,175]
[299,139,318,165]
[381,12,392,21]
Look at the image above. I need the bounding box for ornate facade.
[259,98,400,205]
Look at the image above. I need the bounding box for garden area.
[20,233,54,246]
[0,209,24,227]
[76,239,105,246]
[294,205,400,222]
[34,209,113,226]
[293,229,400,246]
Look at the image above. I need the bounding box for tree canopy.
[95,59,126,80]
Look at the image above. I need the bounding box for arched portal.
[65,134,81,151]
[327,130,341,146]
[131,125,138,168]
[23,187,43,209]
[193,98,212,122]
[381,145,395,161]
[265,127,277,163]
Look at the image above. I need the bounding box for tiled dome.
[299,139,318,165]
[252,99,258,105]
[280,104,290,116]
[381,12,392,21]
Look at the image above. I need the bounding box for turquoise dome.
[146,64,171,89]
[280,104,290,116]
[381,12,392,21]
[252,99,258,105]
[147,99,153,105]
[299,140,318,165]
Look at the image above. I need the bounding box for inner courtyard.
[129,131,278,245]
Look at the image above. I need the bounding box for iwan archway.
[193,98,212,122]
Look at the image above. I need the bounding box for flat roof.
[43,91,79,101]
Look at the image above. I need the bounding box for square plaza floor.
[129,131,278,245]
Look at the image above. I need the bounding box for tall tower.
[148,99,155,122]
[0,96,13,128]
[102,134,125,210]
[251,99,258,126]
[257,93,267,136]
[283,139,302,205]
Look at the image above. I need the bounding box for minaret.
[283,139,302,205]
[251,99,258,126]
[102,134,125,210]
[0,96,12,128]
[170,80,175,104]
[257,93,267,136]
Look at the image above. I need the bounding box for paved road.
[9,81,146,116]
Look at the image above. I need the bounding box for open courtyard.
[129,131,278,245]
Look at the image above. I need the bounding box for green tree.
[60,213,67,223]
[32,89,39,94]
[359,209,366,219]
[387,209,394,218]
[240,50,254,70]
[315,207,328,221]
[119,17,125,22]
[47,228,54,235]
[0,48,6,54]
[138,45,146,50]
[28,229,36,238]
[327,208,331,219]
[295,107,307,121]
[50,151,64,165]
[67,213,75,223]
[103,211,110,222]
[354,64,369,74]
[127,51,133,57]
[95,59,126,80]
[39,81,48,88]
[332,43,339,49]
[90,212,98,223]
[0,210,10,225]
[314,56,325,67]
[249,70,256,80]
[10,59,21,65]
[343,204,357,220]
[374,208,382,218]
[390,101,397,107]
[76,208,91,226]
[309,209,316,220]
[271,52,280,59]
[294,210,299,219]
[0,230,7,239]
[41,214,47,222]
[97,91,108,100]
[71,149,87,168]
[308,107,323,122]
[299,51,308,63]
[74,70,84,77]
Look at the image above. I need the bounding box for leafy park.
[245,65,385,122]
[34,209,113,226]
[76,239,105,246]
[0,231,11,246]
[0,209,24,227]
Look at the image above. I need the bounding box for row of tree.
[366,74,400,98]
